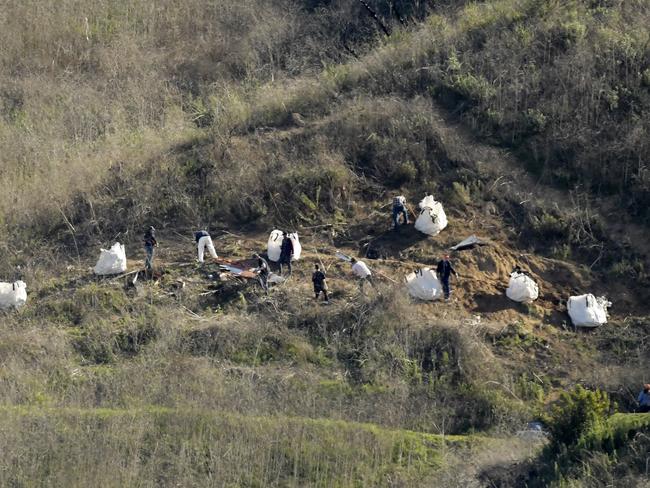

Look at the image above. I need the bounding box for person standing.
[392,195,409,230]
[143,226,158,273]
[312,264,329,303]
[436,254,459,301]
[638,384,650,413]
[279,232,294,276]
[351,257,374,291]
[195,230,218,263]
[254,254,270,295]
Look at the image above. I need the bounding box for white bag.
[567,294,610,327]
[268,230,301,262]
[289,232,302,260]
[93,242,127,275]
[418,195,435,210]
[406,268,443,301]
[506,272,539,303]
[267,230,283,262]
[415,196,448,236]
[0,281,27,309]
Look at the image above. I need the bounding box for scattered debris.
[450,235,487,251]
[216,259,258,279]
[336,251,353,262]
[268,273,285,284]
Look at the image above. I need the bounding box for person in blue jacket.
[638,384,650,413]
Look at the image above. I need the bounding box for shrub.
[391,160,418,185]
[530,211,569,242]
[448,181,472,206]
[545,385,614,454]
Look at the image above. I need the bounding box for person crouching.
[350,257,374,291]
[195,230,218,263]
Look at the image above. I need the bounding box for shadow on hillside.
[336,221,429,259]
[473,292,515,313]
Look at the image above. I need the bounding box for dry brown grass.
[1,1,649,485]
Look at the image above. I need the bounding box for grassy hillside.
[0,405,484,487]
[1,0,649,486]
[2,0,648,281]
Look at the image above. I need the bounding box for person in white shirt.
[195,230,218,263]
[350,257,374,290]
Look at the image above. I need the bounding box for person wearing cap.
[312,264,329,303]
[511,264,530,277]
[195,230,218,263]
[143,226,158,272]
[350,257,373,290]
[436,254,458,301]
[254,254,270,295]
[392,195,409,230]
[637,384,650,413]
[279,232,294,276]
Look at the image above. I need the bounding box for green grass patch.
[0,405,479,487]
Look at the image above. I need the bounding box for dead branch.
[357,0,391,36]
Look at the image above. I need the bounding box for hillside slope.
[1,0,649,486]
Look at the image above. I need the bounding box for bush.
[545,385,614,454]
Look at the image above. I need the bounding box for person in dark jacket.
[279,232,294,276]
[392,195,409,230]
[436,254,458,301]
[312,264,329,303]
[143,226,158,272]
[254,254,270,295]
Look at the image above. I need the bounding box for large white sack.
[289,232,302,261]
[414,200,448,236]
[506,272,539,303]
[406,268,443,301]
[94,242,127,275]
[0,281,27,309]
[567,294,610,327]
[418,195,435,209]
[268,231,302,261]
[267,230,283,262]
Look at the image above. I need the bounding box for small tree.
[546,385,613,454]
